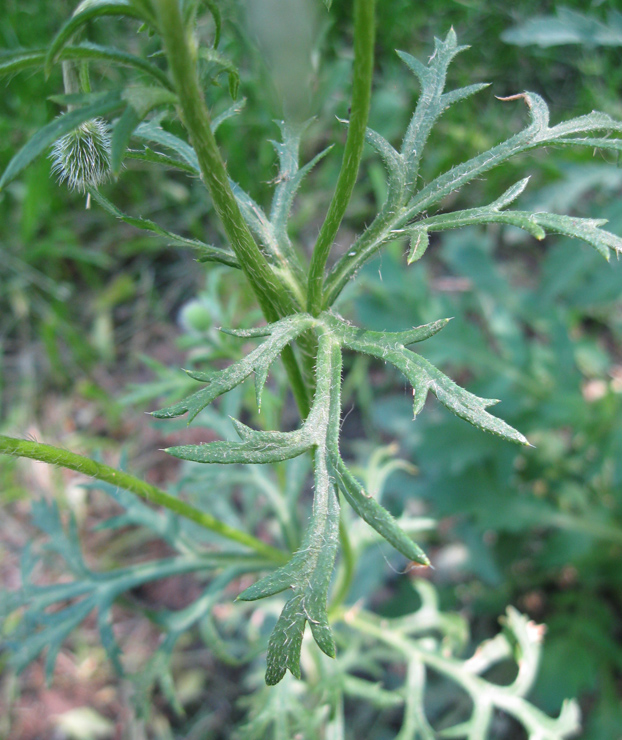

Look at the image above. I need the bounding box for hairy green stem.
[153,0,310,417]
[154,0,286,315]
[0,435,288,564]
[306,0,376,316]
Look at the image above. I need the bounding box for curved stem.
[306,0,376,316]
[0,435,288,564]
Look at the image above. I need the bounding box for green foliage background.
[1,0,621,737]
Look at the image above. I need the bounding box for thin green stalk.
[329,515,355,615]
[306,0,375,316]
[153,0,310,418]
[0,435,288,564]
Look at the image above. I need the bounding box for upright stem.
[0,435,288,564]
[153,0,310,417]
[306,0,375,316]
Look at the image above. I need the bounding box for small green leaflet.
[407,225,429,263]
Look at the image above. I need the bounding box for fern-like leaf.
[0,498,251,682]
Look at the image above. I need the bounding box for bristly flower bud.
[49,118,112,192]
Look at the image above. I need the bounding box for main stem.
[154,0,310,417]
[306,0,376,316]
[0,435,288,564]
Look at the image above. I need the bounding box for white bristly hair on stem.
[49,118,112,193]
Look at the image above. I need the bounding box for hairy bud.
[49,118,112,192]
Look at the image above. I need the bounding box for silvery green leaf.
[326,31,622,304]
[230,180,278,255]
[545,135,622,153]
[235,338,342,683]
[111,86,177,173]
[124,146,198,174]
[133,118,200,172]
[219,324,274,338]
[199,48,240,99]
[330,455,430,565]
[422,197,622,260]
[545,108,622,139]
[0,48,47,77]
[231,121,328,281]
[211,98,246,132]
[152,314,315,420]
[166,422,312,464]
[245,452,340,684]
[323,312,451,348]
[388,349,529,445]
[405,92,622,221]
[85,477,184,550]
[398,29,489,188]
[532,211,622,261]
[441,82,491,108]
[422,205,546,240]
[315,325,430,565]
[327,313,528,445]
[489,177,531,209]
[270,121,332,262]
[183,0,222,46]
[265,594,306,684]
[1,497,243,681]
[56,42,172,89]
[404,92,551,219]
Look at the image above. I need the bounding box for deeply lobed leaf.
[324,313,529,446]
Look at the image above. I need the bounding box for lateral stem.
[0,435,288,564]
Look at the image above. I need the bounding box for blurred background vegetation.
[1,0,621,737]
